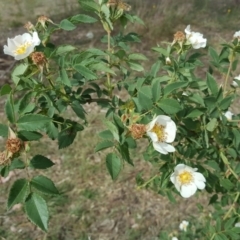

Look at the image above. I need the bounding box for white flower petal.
[194,179,206,190]
[32,31,41,46]
[180,183,197,198]
[146,131,158,142]
[165,120,177,142]
[185,25,191,35]
[152,142,168,154]
[193,172,206,182]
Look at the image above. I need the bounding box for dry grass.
[0,0,240,239]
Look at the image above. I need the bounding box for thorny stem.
[107,30,112,97]
[137,174,158,189]
[223,51,234,96]
[223,192,240,220]
[23,151,31,181]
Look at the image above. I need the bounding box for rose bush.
[1,0,240,239]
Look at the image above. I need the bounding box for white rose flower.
[179,220,189,231]
[235,222,240,227]
[185,25,207,49]
[146,115,177,154]
[170,164,206,198]
[233,30,240,39]
[172,237,178,240]
[224,111,234,120]
[3,31,41,60]
[232,74,240,87]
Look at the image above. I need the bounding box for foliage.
[1,0,240,238]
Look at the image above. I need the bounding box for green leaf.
[158,99,182,114]
[59,19,76,31]
[106,153,122,180]
[0,124,8,137]
[10,159,25,170]
[30,175,59,195]
[104,121,119,142]
[95,141,114,152]
[207,73,218,95]
[138,90,153,110]
[56,45,76,55]
[17,114,50,131]
[128,53,148,61]
[71,101,86,119]
[8,179,29,210]
[25,193,49,232]
[59,68,71,87]
[58,128,77,149]
[74,64,97,80]
[5,94,15,123]
[18,92,36,114]
[150,61,161,77]
[18,131,43,141]
[119,143,133,166]
[206,118,218,132]
[78,0,100,12]
[163,81,188,96]
[45,122,59,140]
[30,155,54,169]
[11,63,28,85]
[128,61,144,72]
[71,14,97,23]
[0,84,12,96]
[151,78,161,102]
[220,179,234,190]
[219,96,233,110]
[185,109,204,118]
[98,130,114,140]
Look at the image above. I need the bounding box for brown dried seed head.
[129,124,146,139]
[174,31,186,42]
[31,52,47,66]
[6,138,22,154]
[37,15,53,28]
[0,151,11,166]
[24,21,35,31]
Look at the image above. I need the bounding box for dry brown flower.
[6,138,22,154]
[174,31,186,42]
[24,21,35,32]
[31,52,47,67]
[129,124,146,139]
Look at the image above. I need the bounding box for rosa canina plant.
[1,0,240,238]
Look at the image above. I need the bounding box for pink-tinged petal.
[152,142,168,154]
[193,172,206,182]
[180,183,197,198]
[194,180,205,190]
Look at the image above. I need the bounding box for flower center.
[151,123,166,142]
[178,171,193,185]
[15,42,31,55]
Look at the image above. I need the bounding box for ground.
[0,0,239,239]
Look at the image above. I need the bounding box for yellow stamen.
[151,123,166,142]
[178,171,193,185]
[15,42,30,55]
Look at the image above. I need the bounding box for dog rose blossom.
[3,32,41,60]
[170,164,206,198]
[185,25,207,49]
[146,115,177,154]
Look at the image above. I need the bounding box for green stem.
[107,30,112,96]
[223,51,234,96]
[223,192,240,220]
[137,174,158,189]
